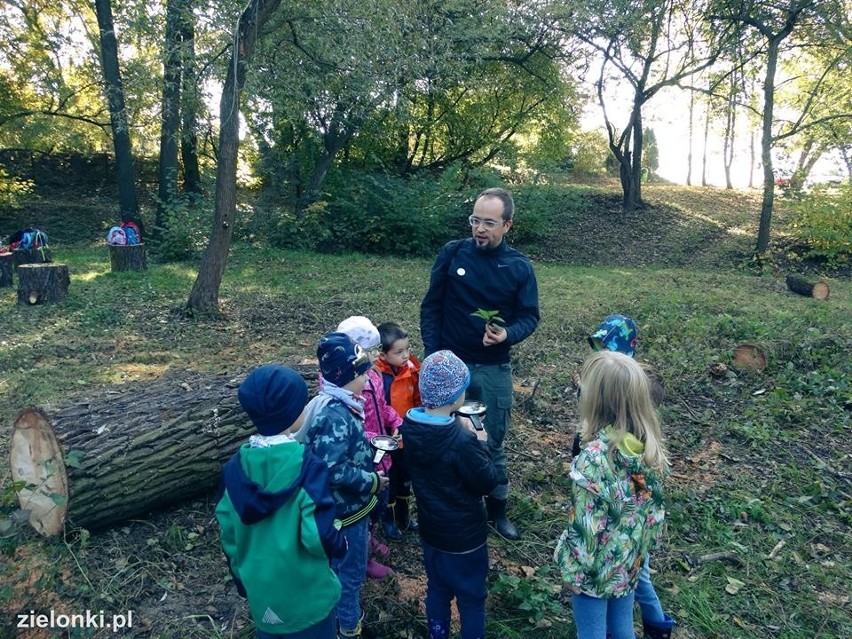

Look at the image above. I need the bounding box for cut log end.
[10,408,69,536]
[785,274,830,300]
[732,343,767,372]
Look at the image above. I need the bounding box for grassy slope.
[0,182,849,639]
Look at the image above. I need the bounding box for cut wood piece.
[9,367,319,536]
[12,247,52,267]
[732,343,767,372]
[16,263,70,304]
[785,274,829,300]
[109,243,147,272]
[0,252,12,287]
[16,263,69,304]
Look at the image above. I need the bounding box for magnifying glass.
[370,435,400,464]
[455,400,486,431]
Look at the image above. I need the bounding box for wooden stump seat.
[109,243,147,272]
[0,252,12,287]
[17,263,70,304]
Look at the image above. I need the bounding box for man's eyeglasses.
[468,215,502,230]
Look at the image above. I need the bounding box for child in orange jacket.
[373,322,421,540]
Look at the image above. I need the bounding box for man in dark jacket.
[420,187,539,539]
[402,350,499,639]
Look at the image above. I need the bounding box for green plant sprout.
[471,309,505,327]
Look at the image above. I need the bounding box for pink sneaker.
[369,532,390,559]
[366,558,393,580]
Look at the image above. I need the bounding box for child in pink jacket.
[337,315,401,580]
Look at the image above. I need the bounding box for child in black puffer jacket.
[401,350,498,639]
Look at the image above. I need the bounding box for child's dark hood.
[588,314,638,357]
[220,445,307,525]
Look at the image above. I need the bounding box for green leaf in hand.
[471,309,505,326]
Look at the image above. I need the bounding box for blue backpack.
[20,229,47,250]
[120,221,141,245]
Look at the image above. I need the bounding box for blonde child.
[570,315,674,639]
[373,322,421,539]
[555,351,669,639]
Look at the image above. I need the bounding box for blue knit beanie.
[317,331,372,387]
[588,314,638,358]
[238,365,309,437]
[419,350,471,409]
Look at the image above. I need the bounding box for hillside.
[0,182,849,639]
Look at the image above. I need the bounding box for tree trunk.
[17,263,70,305]
[155,0,184,235]
[9,368,319,536]
[93,0,140,224]
[723,70,737,190]
[702,96,711,187]
[756,38,781,255]
[789,138,824,193]
[687,90,694,186]
[630,103,644,208]
[186,0,283,313]
[749,129,756,189]
[179,0,202,196]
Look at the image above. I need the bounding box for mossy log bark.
[9,367,318,536]
[0,252,12,287]
[16,263,69,304]
[109,243,147,272]
[785,274,829,300]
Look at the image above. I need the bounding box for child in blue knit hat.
[300,332,389,639]
[215,364,347,639]
[571,316,673,639]
[401,350,499,639]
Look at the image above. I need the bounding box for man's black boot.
[486,496,519,540]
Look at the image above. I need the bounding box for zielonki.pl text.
[17,609,134,632]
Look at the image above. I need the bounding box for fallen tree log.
[785,274,829,300]
[9,366,318,536]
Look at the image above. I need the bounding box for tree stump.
[0,252,13,287]
[17,263,69,304]
[17,263,70,305]
[109,243,147,272]
[732,343,767,372]
[785,274,829,300]
[12,247,52,268]
[9,367,319,536]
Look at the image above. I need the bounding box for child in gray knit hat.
[400,350,499,639]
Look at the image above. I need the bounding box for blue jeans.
[255,611,336,639]
[635,556,665,623]
[422,542,489,639]
[572,592,636,639]
[332,517,369,632]
[466,363,513,497]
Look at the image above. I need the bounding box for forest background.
[0,1,850,638]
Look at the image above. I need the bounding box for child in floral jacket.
[555,351,669,639]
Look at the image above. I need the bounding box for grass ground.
[0,180,849,639]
